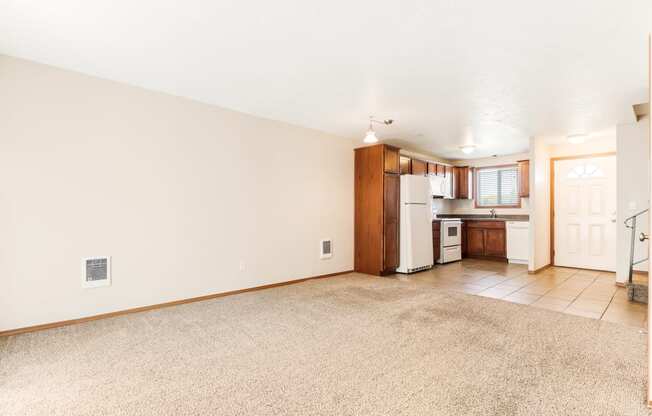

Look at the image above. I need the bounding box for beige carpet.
[1,273,650,416]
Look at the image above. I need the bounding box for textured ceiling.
[0,0,649,158]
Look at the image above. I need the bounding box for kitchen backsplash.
[433,197,530,216]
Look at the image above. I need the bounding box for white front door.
[554,155,617,271]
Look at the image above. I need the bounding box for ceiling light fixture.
[363,116,394,143]
[459,144,476,154]
[567,134,588,144]
[363,128,378,143]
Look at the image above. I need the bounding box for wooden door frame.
[549,152,617,267]
[646,33,651,409]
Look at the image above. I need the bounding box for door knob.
[640,233,649,242]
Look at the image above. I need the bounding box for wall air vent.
[82,256,111,288]
[320,239,332,259]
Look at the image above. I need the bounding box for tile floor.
[403,259,648,329]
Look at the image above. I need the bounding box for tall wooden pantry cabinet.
[354,144,401,275]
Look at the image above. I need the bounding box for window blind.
[476,166,519,207]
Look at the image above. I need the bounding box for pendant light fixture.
[363,116,394,143]
[364,122,378,143]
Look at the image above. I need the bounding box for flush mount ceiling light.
[567,134,588,144]
[363,116,394,143]
[459,144,476,154]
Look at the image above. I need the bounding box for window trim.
[473,164,522,209]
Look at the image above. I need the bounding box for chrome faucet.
[489,209,497,219]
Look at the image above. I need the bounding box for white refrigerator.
[396,175,434,273]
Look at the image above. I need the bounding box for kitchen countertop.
[435,214,529,221]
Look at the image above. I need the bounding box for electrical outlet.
[239,261,246,271]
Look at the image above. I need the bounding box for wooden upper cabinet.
[411,159,427,176]
[383,146,400,174]
[454,167,464,199]
[454,166,473,199]
[399,156,412,174]
[427,162,446,177]
[403,157,450,179]
[454,166,469,199]
[518,160,530,197]
[427,162,437,175]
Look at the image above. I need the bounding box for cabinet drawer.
[465,220,505,229]
[441,245,462,263]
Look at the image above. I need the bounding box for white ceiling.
[1,1,650,159]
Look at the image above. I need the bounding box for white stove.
[438,218,463,264]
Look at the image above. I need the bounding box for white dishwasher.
[506,221,529,264]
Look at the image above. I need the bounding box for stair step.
[627,283,648,304]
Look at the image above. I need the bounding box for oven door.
[441,222,461,247]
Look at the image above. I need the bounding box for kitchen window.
[475,165,520,208]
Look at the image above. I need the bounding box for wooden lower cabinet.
[484,228,506,257]
[466,228,485,256]
[432,221,441,263]
[464,221,507,260]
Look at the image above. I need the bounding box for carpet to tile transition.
[0,273,650,416]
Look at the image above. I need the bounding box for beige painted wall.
[0,55,356,331]
[528,138,551,271]
[616,121,649,283]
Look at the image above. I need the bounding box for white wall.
[440,153,531,215]
[548,136,616,158]
[529,138,551,272]
[0,55,355,331]
[616,121,650,284]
